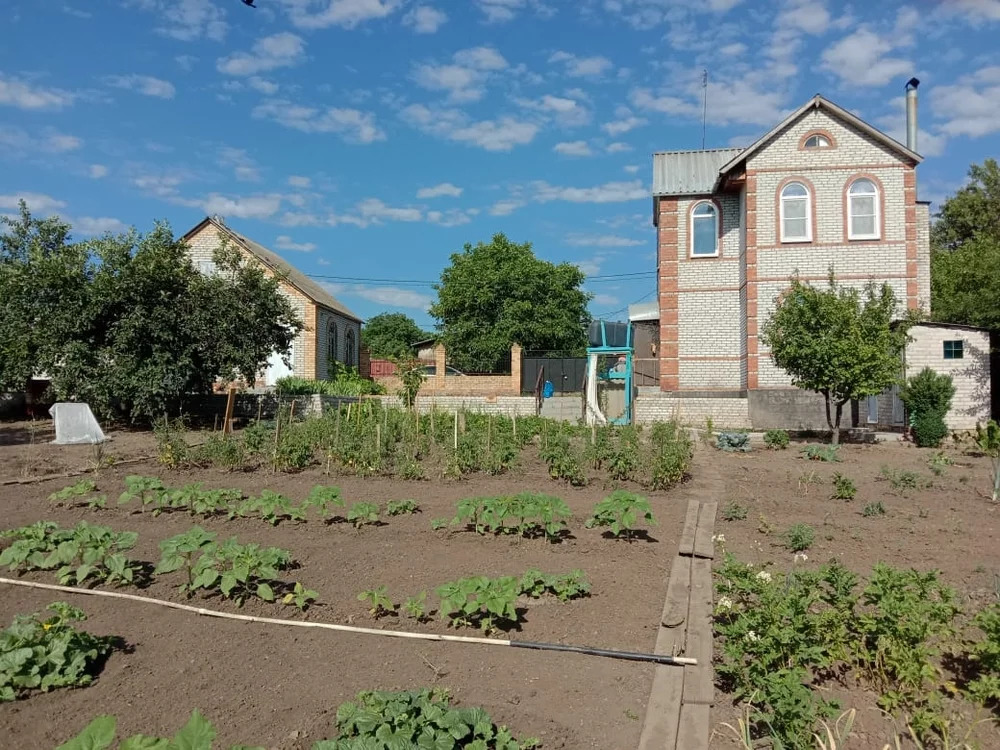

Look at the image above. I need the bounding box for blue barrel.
[543,380,554,398]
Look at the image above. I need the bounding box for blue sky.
[3,0,999,329]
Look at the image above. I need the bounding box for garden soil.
[0,423,689,749]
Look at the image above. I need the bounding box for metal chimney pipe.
[905,77,920,152]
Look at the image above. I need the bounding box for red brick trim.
[798,129,837,151]
[775,175,817,246]
[843,173,886,243]
[903,165,919,310]
[658,198,680,391]
[687,197,723,259]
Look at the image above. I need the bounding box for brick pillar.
[903,166,919,311]
[658,198,679,392]
[745,172,759,390]
[434,343,447,390]
[359,345,371,380]
[302,301,318,380]
[510,343,522,395]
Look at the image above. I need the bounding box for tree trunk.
[824,393,847,446]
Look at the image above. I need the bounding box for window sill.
[847,235,881,242]
[688,253,721,259]
[779,239,812,245]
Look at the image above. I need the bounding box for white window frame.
[847,178,880,241]
[689,200,719,258]
[779,182,812,243]
[804,134,831,148]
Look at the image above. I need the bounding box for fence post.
[434,343,447,390]
[510,343,522,395]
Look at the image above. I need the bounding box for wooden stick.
[256,397,263,424]
[0,577,697,667]
[453,411,458,450]
[487,414,492,453]
[289,399,297,422]
[213,414,219,433]
[223,387,237,435]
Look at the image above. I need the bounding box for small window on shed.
[804,134,831,148]
[943,340,964,360]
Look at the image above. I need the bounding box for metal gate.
[521,357,586,394]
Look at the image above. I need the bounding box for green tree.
[430,233,591,372]
[931,159,1000,329]
[361,312,430,360]
[0,204,302,421]
[761,275,910,444]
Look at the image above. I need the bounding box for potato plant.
[585,491,656,540]
[965,603,1000,706]
[1,602,118,702]
[316,688,539,749]
[0,521,138,586]
[451,493,571,541]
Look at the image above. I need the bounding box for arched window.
[345,328,356,368]
[847,178,880,240]
[780,181,811,243]
[804,133,831,148]
[327,321,338,369]
[690,201,719,257]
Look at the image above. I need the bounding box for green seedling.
[303,485,345,520]
[430,518,449,531]
[403,591,427,620]
[801,445,840,462]
[117,475,166,512]
[783,523,815,551]
[358,586,394,618]
[763,429,790,449]
[585,490,656,540]
[54,711,258,750]
[927,451,953,476]
[862,501,886,517]
[722,501,749,521]
[48,479,99,505]
[831,473,857,500]
[346,502,380,528]
[436,575,520,633]
[386,499,420,516]
[518,568,590,601]
[237,490,305,526]
[282,582,319,611]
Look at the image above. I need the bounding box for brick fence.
[377,343,522,397]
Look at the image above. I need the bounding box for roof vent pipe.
[905,77,920,153]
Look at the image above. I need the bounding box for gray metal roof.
[187,217,362,323]
[652,147,744,196]
[628,300,659,322]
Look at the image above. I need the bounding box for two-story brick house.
[639,85,964,429]
[183,216,362,386]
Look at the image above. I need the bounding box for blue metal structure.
[586,320,634,425]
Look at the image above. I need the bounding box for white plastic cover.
[585,353,608,426]
[49,403,106,445]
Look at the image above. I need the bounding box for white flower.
[746,630,760,643]
[712,533,726,544]
[755,571,772,583]
[746,562,755,569]
[794,552,808,563]
[717,596,734,611]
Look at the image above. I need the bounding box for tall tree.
[762,275,910,444]
[0,204,302,421]
[931,158,1000,329]
[362,312,430,360]
[430,233,591,372]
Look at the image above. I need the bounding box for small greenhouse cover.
[49,403,106,445]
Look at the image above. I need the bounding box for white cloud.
[820,28,912,88]
[606,142,632,153]
[284,0,403,30]
[89,164,108,179]
[0,126,83,155]
[939,0,1000,22]
[630,74,786,127]
[489,199,524,216]
[75,216,128,235]
[253,99,385,143]
[0,192,67,214]
[549,51,613,77]
[417,182,463,199]
[566,234,643,247]
[0,74,74,110]
[516,93,590,126]
[355,198,423,223]
[931,67,1000,138]
[475,0,525,22]
[554,140,593,157]
[132,172,188,199]
[592,293,620,306]
[575,256,603,275]
[202,193,284,220]
[623,164,640,174]
[137,0,228,42]
[275,235,317,252]
[403,5,447,32]
[106,74,176,99]
[217,32,306,76]
[287,175,312,188]
[533,179,646,203]
[248,77,279,95]
[175,54,198,71]
[412,46,507,102]
[322,281,433,310]
[602,107,647,136]
[426,208,476,227]
[217,147,261,182]
[781,0,831,34]
[719,42,747,57]
[63,4,92,18]
[401,104,538,151]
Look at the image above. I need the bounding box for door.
[265,345,294,386]
[866,395,879,425]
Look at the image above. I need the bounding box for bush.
[763,429,790,449]
[717,432,751,452]
[901,368,955,448]
[275,370,385,397]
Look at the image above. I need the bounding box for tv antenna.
[701,69,708,149]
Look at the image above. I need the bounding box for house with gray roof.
[182,216,361,385]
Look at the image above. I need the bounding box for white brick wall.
[635,394,750,428]
[317,308,362,376]
[905,325,991,429]
[185,223,311,377]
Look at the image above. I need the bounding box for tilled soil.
[0,447,688,749]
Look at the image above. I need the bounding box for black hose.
[510,639,693,666]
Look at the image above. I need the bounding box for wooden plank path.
[637,496,718,750]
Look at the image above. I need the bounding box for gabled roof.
[183,216,361,323]
[652,147,743,196]
[717,95,922,180]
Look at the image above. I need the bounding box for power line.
[305,270,655,286]
[593,288,657,321]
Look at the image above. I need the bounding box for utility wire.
[306,270,655,286]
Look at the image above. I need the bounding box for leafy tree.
[430,233,591,372]
[762,274,910,444]
[361,312,430,360]
[0,204,302,421]
[931,159,1000,329]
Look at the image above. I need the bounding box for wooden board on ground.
[682,557,715,706]
[676,702,711,750]
[660,555,691,631]
[637,664,685,750]
[678,500,699,556]
[692,501,718,559]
